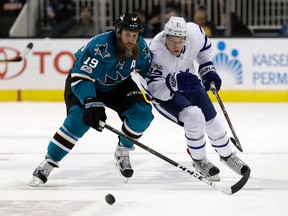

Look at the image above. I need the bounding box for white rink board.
[0,38,288,90]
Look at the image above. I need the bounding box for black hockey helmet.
[115,12,143,32]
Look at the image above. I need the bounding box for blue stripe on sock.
[211,139,229,149]
[188,142,206,150]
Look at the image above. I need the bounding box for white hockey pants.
[179,106,232,160]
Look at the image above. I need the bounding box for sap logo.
[213,41,243,85]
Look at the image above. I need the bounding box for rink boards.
[0,38,287,102]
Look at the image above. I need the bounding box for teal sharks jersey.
[70,31,152,103]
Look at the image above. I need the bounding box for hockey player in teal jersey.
[28,13,154,186]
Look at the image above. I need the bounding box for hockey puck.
[105,194,115,205]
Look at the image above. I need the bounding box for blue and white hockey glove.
[199,62,222,91]
[166,72,201,93]
[83,97,107,132]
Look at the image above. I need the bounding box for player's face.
[116,30,140,59]
[165,35,186,56]
[119,30,139,50]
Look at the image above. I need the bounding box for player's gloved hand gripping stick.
[210,82,243,152]
[83,97,107,132]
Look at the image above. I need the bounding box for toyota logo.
[0,46,27,80]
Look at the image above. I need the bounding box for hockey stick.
[100,122,250,195]
[132,71,243,150]
[210,83,243,152]
[133,70,243,153]
[0,42,33,63]
[132,71,243,152]
[131,71,152,103]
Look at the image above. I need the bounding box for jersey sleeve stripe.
[200,35,211,52]
[71,73,95,82]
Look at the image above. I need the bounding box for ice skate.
[28,159,58,187]
[114,144,134,182]
[220,152,250,175]
[187,148,220,181]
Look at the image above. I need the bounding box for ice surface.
[0,102,287,216]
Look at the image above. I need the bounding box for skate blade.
[114,162,129,183]
[28,176,44,187]
[206,174,220,182]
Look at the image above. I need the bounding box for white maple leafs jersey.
[146,22,213,101]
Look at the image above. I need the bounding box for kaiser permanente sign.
[0,38,287,102]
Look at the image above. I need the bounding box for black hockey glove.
[199,62,222,91]
[166,72,201,93]
[83,97,107,132]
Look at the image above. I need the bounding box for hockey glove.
[199,62,222,91]
[166,72,201,93]
[83,97,107,132]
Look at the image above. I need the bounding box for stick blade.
[0,42,33,63]
[230,168,251,194]
[20,42,33,59]
[230,137,243,152]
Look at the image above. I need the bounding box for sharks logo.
[97,71,127,86]
[143,46,151,60]
[94,43,111,58]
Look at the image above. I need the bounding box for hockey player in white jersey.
[145,16,250,181]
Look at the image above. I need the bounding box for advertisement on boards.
[211,39,288,90]
[0,38,287,94]
[0,39,85,89]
